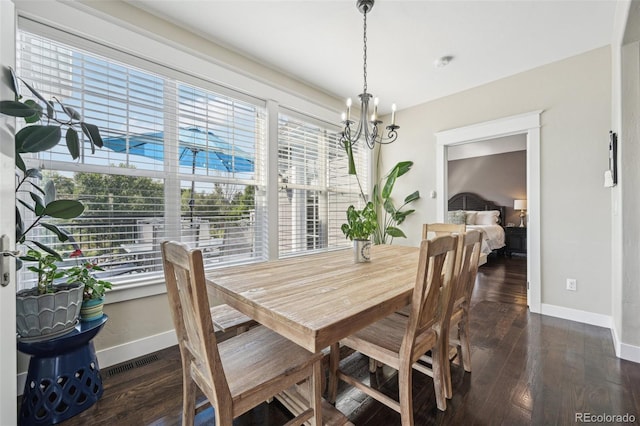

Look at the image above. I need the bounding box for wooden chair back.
[423,222,466,295]
[401,235,458,365]
[455,230,482,306]
[161,241,232,412]
[422,223,466,240]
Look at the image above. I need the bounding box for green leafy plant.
[15,171,85,265]
[1,66,104,267]
[342,137,420,244]
[66,250,112,300]
[21,249,66,294]
[341,201,378,241]
[371,161,420,244]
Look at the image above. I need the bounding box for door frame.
[0,0,18,421]
[435,111,541,313]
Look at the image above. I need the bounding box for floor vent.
[105,354,160,377]
[135,354,159,368]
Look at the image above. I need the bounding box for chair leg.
[459,311,472,372]
[443,336,453,399]
[327,343,340,403]
[182,370,196,425]
[431,343,447,411]
[311,361,323,426]
[398,365,414,426]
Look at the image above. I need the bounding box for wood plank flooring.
[52,256,640,425]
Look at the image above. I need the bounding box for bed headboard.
[448,192,506,226]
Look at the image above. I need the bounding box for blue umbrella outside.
[102,126,254,219]
[101,126,254,173]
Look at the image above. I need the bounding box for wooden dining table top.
[205,244,420,353]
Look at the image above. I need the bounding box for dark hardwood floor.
[53,256,640,425]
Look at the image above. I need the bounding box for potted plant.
[341,201,377,262]
[342,135,420,246]
[2,66,105,339]
[66,249,112,322]
[15,250,84,339]
[371,161,420,245]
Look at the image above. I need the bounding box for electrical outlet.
[566,278,577,291]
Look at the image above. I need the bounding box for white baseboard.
[618,341,640,363]
[17,329,177,396]
[541,303,640,363]
[610,322,640,363]
[96,329,177,369]
[540,303,612,328]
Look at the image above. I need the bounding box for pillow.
[464,211,477,225]
[447,210,466,225]
[475,210,500,225]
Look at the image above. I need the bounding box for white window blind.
[278,111,368,257]
[16,30,267,289]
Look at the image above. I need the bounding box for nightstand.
[505,226,527,257]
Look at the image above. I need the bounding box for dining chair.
[328,235,458,423]
[161,241,323,426]
[413,230,482,399]
[445,230,482,385]
[393,223,466,320]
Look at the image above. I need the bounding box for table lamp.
[514,199,527,227]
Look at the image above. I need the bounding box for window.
[277,111,368,257]
[15,23,370,293]
[16,30,267,289]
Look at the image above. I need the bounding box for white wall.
[381,46,612,316]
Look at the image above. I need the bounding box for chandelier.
[340,0,399,150]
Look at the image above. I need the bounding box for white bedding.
[467,224,505,255]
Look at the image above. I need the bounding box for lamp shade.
[514,199,527,210]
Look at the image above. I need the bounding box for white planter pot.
[353,239,371,263]
[16,283,84,340]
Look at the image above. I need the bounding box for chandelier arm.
[378,126,399,144]
[351,118,364,143]
[366,124,378,149]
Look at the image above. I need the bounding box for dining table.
[206,244,421,424]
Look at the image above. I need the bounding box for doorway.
[435,111,541,312]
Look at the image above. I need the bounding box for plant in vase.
[341,201,377,262]
[15,249,84,339]
[2,66,105,339]
[66,249,112,322]
[371,161,420,245]
[343,134,421,245]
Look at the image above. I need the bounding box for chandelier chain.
[362,10,367,94]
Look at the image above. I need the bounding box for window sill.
[105,277,167,304]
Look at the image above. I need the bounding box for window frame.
[14,11,370,302]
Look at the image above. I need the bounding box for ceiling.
[125,0,618,114]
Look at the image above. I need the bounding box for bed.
[447,192,506,265]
